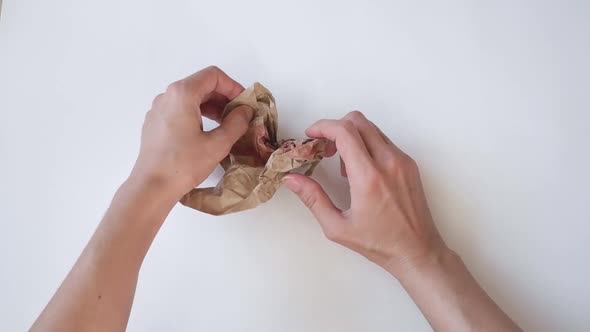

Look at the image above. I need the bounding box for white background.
[1,0,589,331]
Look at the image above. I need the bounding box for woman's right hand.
[284,111,447,277]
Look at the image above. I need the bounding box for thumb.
[284,174,346,240]
[207,105,254,153]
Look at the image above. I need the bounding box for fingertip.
[283,174,302,193]
[283,172,306,182]
[207,105,254,154]
[231,104,254,124]
[229,84,245,100]
[305,121,324,138]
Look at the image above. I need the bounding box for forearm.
[394,248,521,332]
[30,66,249,332]
[31,174,179,332]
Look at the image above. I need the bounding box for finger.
[179,66,244,104]
[200,101,224,123]
[324,140,337,157]
[305,119,374,177]
[283,174,347,241]
[200,92,230,123]
[343,111,389,159]
[206,104,254,155]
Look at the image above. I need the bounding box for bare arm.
[284,111,521,332]
[29,177,177,332]
[397,248,518,331]
[30,66,253,332]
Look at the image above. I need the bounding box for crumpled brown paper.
[180,83,328,215]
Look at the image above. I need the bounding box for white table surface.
[1,1,589,331]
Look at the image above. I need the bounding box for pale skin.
[30,66,522,332]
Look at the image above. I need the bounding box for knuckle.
[166,81,185,95]
[345,110,366,122]
[143,109,152,122]
[308,180,324,194]
[299,181,323,209]
[204,65,221,74]
[400,154,418,172]
[302,191,318,209]
[364,166,384,189]
[385,154,419,179]
[381,151,398,169]
[380,151,418,176]
[213,125,228,138]
[151,93,165,108]
[340,119,357,134]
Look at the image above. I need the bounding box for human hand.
[131,66,253,199]
[284,111,447,277]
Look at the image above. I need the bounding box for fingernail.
[283,176,301,193]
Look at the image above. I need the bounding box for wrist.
[395,246,462,286]
[128,165,191,201]
[126,168,187,203]
[383,242,459,281]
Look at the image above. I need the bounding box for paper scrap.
[180,83,327,215]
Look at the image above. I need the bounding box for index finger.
[180,66,244,104]
[305,119,374,176]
